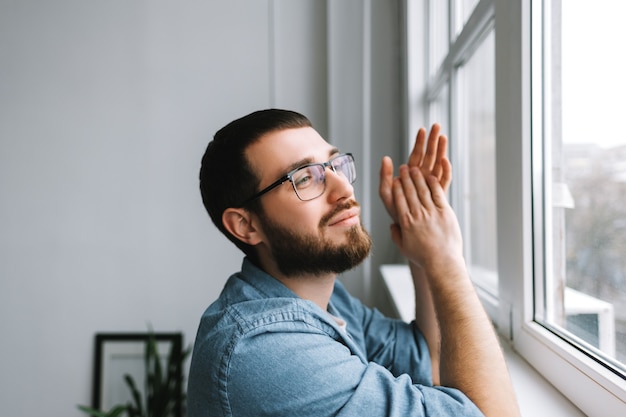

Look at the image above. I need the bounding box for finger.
[379,156,393,202]
[379,156,398,220]
[421,123,441,171]
[435,134,448,170]
[440,157,452,192]
[408,127,427,167]
[430,134,448,180]
[408,166,436,210]
[392,175,411,224]
[399,165,427,216]
[425,173,449,209]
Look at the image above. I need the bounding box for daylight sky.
[562,1,626,148]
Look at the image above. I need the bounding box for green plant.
[78,331,190,417]
[77,404,129,417]
[125,332,190,417]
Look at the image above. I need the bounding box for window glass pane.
[429,83,449,132]
[429,0,449,76]
[457,30,497,293]
[537,0,626,372]
[455,0,479,34]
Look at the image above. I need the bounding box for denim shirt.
[187,258,484,417]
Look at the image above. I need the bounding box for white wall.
[0,1,402,415]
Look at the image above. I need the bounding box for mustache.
[319,200,360,228]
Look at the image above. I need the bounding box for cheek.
[266,199,324,231]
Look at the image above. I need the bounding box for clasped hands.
[379,124,464,272]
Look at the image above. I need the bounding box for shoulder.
[188,293,343,415]
[190,292,343,375]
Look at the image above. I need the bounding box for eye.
[292,166,323,189]
[294,173,313,188]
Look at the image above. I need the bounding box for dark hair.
[199,109,312,258]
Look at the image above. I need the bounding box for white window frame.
[405,1,626,415]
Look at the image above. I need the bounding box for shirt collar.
[238,257,301,299]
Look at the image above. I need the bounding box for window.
[535,0,626,369]
[413,0,498,308]
[531,0,626,394]
[407,0,626,415]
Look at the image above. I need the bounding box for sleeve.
[330,280,434,386]
[224,322,484,417]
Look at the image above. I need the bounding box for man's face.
[246,127,371,277]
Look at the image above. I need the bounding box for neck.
[278,273,336,311]
[257,256,336,311]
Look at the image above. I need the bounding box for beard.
[257,200,372,277]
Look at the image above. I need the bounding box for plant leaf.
[77,405,108,417]
[77,404,128,417]
[124,373,144,417]
[107,404,130,417]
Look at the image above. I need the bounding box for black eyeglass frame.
[237,153,355,207]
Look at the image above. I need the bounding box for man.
[188,109,520,416]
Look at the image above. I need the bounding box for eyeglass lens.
[292,154,355,201]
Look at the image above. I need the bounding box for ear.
[222,208,263,246]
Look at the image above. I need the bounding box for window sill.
[380,264,586,417]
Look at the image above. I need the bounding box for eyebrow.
[282,147,341,173]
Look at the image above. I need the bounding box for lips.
[326,206,360,227]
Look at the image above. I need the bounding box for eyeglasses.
[238,153,356,206]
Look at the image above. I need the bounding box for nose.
[324,165,354,201]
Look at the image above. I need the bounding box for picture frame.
[91,332,183,416]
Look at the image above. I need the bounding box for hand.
[389,165,463,272]
[379,124,451,225]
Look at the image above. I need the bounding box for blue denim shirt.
[188,258,484,417]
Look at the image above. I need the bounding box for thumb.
[390,223,402,248]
